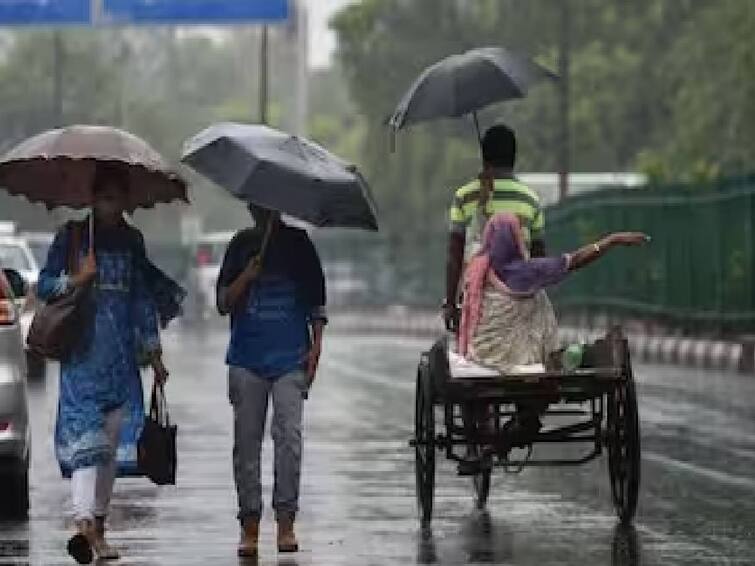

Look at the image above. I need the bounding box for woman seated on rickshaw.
[457,212,648,466]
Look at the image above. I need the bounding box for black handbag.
[138,382,178,485]
[27,222,93,361]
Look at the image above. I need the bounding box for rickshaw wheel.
[607,344,641,524]
[415,359,436,526]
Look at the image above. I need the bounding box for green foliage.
[0,30,119,151]
[329,0,752,305]
[659,0,755,179]
[0,2,752,309]
[0,27,300,242]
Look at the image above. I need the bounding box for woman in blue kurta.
[37,163,184,564]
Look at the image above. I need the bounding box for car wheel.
[0,465,29,520]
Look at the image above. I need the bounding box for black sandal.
[67,532,93,565]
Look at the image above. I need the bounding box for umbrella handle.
[238,212,279,313]
[472,111,483,148]
[258,212,279,262]
[88,213,95,255]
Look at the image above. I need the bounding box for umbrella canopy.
[388,46,557,133]
[181,123,378,231]
[0,125,187,210]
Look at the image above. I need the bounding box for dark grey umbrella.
[181,123,378,231]
[388,46,557,140]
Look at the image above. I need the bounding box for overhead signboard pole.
[260,25,269,125]
[53,31,64,126]
[90,0,104,25]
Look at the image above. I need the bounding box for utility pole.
[52,31,64,127]
[557,0,571,201]
[115,32,130,128]
[259,25,269,124]
[293,1,309,136]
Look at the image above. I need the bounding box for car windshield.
[0,244,31,272]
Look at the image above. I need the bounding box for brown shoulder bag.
[27,222,94,361]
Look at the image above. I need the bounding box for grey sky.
[306,0,356,68]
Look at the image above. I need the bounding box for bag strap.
[149,382,171,427]
[149,382,158,419]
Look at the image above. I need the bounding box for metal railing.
[545,174,755,333]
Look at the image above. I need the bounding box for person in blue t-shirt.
[216,203,327,558]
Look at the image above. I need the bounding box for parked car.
[0,268,30,519]
[0,234,38,287]
[323,261,370,307]
[19,231,53,275]
[0,233,47,379]
[187,231,234,319]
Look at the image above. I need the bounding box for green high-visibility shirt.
[449,177,544,261]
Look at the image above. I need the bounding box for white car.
[0,268,30,519]
[0,235,38,289]
[0,234,49,379]
[188,232,234,319]
[323,261,370,307]
[19,231,53,276]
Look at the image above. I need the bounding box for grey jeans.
[228,366,307,524]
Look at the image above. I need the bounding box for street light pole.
[52,31,64,127]
[259,25,269,124]
[558,0,571,201]
[115,32,130,128]
[294,2,308,136]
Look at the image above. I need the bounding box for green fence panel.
[545,175,755,333]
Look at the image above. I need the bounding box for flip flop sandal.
[67,533,93,565]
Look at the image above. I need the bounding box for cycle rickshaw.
[411,326,640,526]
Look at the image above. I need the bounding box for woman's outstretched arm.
[568,232,650,271]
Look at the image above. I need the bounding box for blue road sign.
[102,0,289,24]
[0,0,90,25]
[0,0,289,26]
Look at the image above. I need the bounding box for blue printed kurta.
[37,221,165,477]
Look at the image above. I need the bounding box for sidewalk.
[328,308,752,374]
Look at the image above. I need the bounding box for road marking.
[645,451,755,491]
[321,358,415,392]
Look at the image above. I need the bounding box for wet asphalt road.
[1,324,754,565]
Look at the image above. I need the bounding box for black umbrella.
[388,46,557,143]
[181,123,378,231]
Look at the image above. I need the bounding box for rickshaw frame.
[411,326,641,526]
